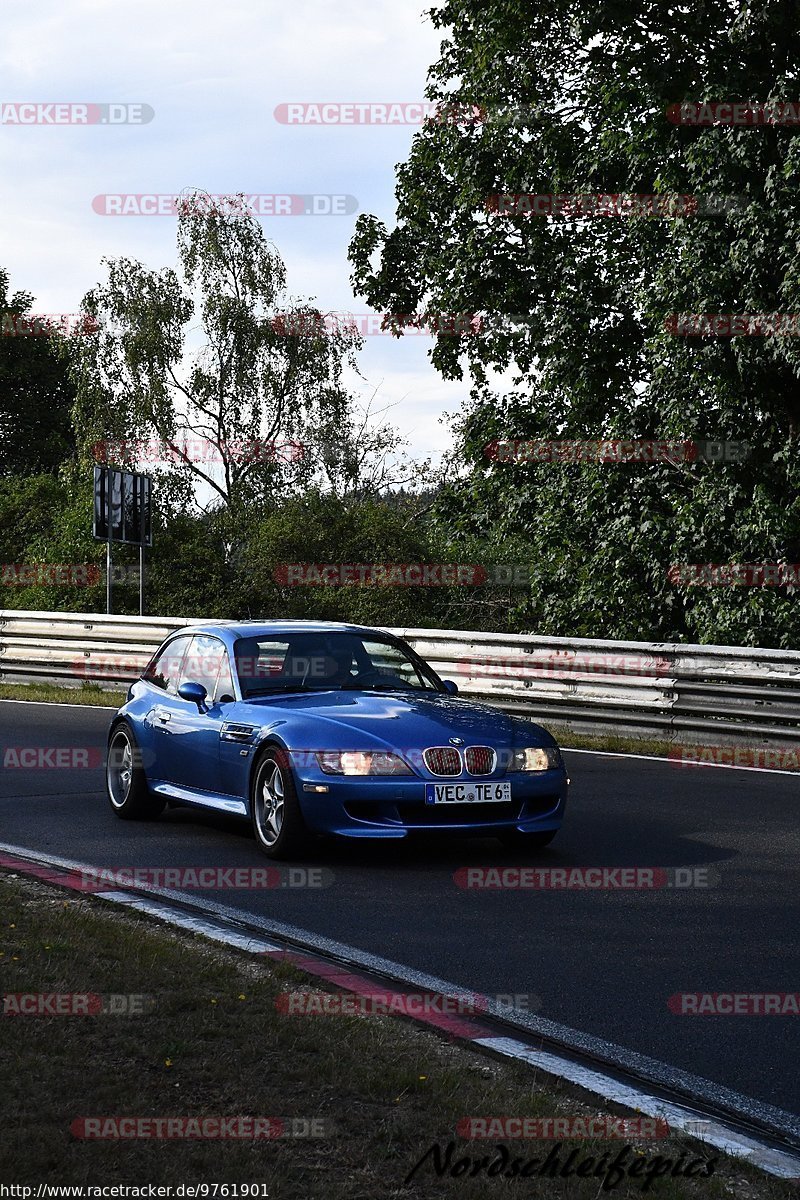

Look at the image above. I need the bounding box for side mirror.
[441,679,459,696]
[178,681,208,712]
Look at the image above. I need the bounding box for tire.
[497,829,557,850]
[106,721,165,820]
[251,746,310,860]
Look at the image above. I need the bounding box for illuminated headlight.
[510,746,561,772]
[316,751,413,776]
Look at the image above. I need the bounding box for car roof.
[170,620,398,641]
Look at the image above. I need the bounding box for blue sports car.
[106,621,568,859]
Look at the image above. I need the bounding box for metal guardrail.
[391,627,800,744]
[1,609,799,744]
[0,611,187,686]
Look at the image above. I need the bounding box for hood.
[232,689,552,754]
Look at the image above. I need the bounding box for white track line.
[96,891,283,953]
[477,1037,800,1178]
[562,747,800,775]
[1,840,799,1181]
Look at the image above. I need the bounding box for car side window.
[181,635,232,703]
[143,635,192,695]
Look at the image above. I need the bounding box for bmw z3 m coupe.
[106,621,568,859]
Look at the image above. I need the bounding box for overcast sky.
[0,0,468,465]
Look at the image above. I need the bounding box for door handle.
[157,711,171,724]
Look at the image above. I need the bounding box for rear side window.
[143,635,191,695]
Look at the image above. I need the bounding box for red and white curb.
[1,844,799,1180]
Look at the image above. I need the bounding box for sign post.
[93,466,153,615]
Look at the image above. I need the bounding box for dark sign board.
[93,466,152,546]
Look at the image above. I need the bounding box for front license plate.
[425,781,512,805]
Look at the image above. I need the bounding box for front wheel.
[497,829,557,850]
[251,747,310,860]
[106,722,165,820]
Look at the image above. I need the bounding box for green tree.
[349,0,800,646]
[0,467,106,613]
[230,491,442,626]
[68,191,369,512]
[0,268,76,475]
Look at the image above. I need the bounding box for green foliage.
[0,268,76,475]
[0,468,106,612]
[349,0,800,646]
[0,474,64,562]
[229,491,440,626]
[0,474,531,632]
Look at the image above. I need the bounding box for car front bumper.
[290,756,568,838]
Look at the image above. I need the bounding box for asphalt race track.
[1,699,798,1118]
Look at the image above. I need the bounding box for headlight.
[510,746,561,772]
[316,751,413,776]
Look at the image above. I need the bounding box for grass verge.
[0,871,796,1196]
[546,727,680,757]
[0,681,126,707]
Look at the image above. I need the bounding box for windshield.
[232,632,441,698]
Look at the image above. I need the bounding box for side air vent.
[220,723,257,745]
